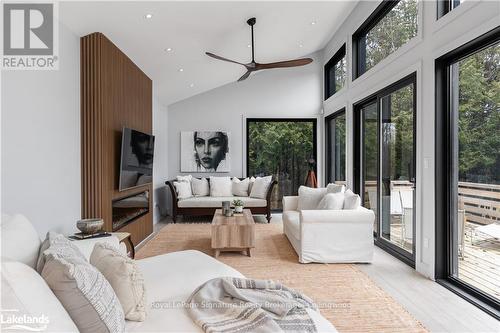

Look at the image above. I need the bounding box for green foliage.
[365,0,418,71]
[232,199,244,207]
[248,121,314,209]
[458,43,500,184]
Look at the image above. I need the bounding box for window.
[437,0,462,18]
[246,119,317,210]
[436,27,500,316]
[325,45,346,99]
[325,109,346,184]
[354,73,416,266]
[353,0,418,79]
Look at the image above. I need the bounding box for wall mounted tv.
[119,127,155,191]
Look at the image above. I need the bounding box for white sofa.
[282,196,375,264]
[1,214,336,332]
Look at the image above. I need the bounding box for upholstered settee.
[282,186,375,264]
[166,177,277,223]
[1,214,336,332]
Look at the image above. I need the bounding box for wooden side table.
[112,232,135,259]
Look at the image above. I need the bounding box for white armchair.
[282,196,375,263]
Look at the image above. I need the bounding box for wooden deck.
[458,222,500,299]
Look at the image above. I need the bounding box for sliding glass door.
[436,28,499,315]
[246,119,317,210]
[325,109,346,185]
[354,73,416,265]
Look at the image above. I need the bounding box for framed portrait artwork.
[180,131,231,172]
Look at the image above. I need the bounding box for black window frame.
[353,72,417,267]
[246,118,318,211]
[435,26,500,319]
[437,0,461,19]
[324,44,346,100]
[352,0,417,80]
[325,108,346,184]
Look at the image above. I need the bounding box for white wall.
[1,22,81,236]
[1,22,170,234]
[152,95,168,223]
[166,51,323,197]
[321,0,500,278]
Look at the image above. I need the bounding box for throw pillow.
[42,252,125,333]
[37,232,87,274]
[90,243,146,322]
[232,177,250,197]
[248,176,256,193]
[297,186,328,210]
[344,189,361,210]
[317,192,345,210]
[173,181,193,199]
[249,176,272,199]
[1,214,41,269]
[191,177,210,197]
[326,183,346,194]
[210,177,233,197]
[176,175,192,183]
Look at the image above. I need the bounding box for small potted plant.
[232,199,244,213]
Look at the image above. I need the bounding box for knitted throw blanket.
[187,277,317,333]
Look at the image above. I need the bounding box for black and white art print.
[180,131,231,172]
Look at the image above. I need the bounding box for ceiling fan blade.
[237,70,252,82]
[205,52,245,66]
[256,58,313,70]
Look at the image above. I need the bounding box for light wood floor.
[151,214,500,332]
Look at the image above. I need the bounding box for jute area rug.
[136,222,426,333]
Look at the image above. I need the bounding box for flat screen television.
[119,127,155,191]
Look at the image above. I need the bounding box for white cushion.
[283,211,301,241]
[191,177,209,197]
[344,189,361,210]
[248,176,256,193]
[37,232,87,274]
[126,250,337,333]
[1,261,79,332]
[173,181,192,199]
[297,186,327,210]
[42,252,125,333]
[249,176,272,199]
[91,243,146,322]
[68,235,121,262]
[178,196,267,208]
[317,192,345,210]
[209,177,233,197]
[176,175,192,183]
[326,183,345,193]
[232,177,249,197]
[1,214,41,269]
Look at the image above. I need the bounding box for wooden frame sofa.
[166,178,277,223]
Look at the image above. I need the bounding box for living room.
[1,0,499,332]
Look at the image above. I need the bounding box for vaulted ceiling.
[60,1,356,106]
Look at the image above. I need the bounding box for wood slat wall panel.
[81,32,153,245]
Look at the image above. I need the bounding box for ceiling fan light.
[144,13,153,19]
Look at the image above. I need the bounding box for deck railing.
[458,182,500,225]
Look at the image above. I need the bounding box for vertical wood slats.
[81,33,153,245]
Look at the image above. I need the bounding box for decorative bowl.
[77,218,104,234]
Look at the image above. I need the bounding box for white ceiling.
[60,1,356,106]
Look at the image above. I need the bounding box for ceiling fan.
[206,17,313,82]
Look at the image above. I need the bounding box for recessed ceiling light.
[311,21,316,25]
[145,13,153,19]
[178,68,184,72]
[299,43,304,48]
[165,47,173,52]
[247,44,251,48]
[189,83,195,88]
